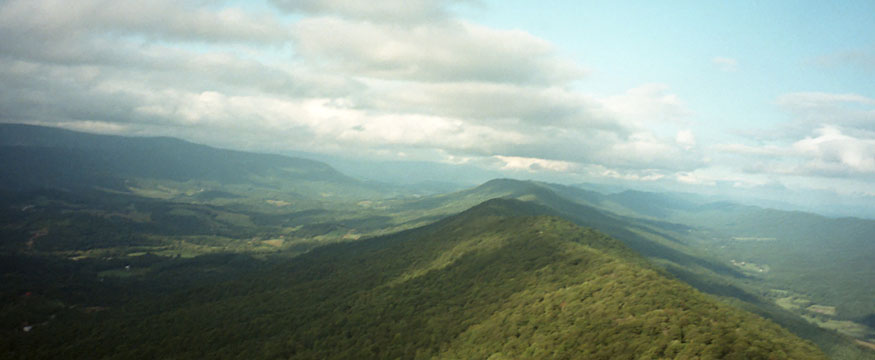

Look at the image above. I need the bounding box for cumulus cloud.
[598,84,692,129]
[271,0,476,23]
[292,17,583,84]
[676,130,696,150]
[792,126,875,175]
[0,0,712,185]
[360,81,617,132]
[701,89,875,202]
[0,0,290,44]
[593,131,704,171]
[718,126,875,178]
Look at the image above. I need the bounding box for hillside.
[5,199,825,359]
[394,179,742,287]
[560,187,875,339]
[0,124,385,202]
[381,179,875,358]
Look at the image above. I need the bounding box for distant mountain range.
[0,123,381,199]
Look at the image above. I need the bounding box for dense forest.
[4,200,827,359]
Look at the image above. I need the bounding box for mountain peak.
[454,197,555,218]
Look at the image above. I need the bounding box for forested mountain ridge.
[6,199,826,359]
[557,185,875,343]
[0,124,386,201]
[386,179,875,358]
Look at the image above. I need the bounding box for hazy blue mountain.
[0,124,392,202]
[0,124,348,186]
[321,158,502,186]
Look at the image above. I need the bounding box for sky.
[0,0,873,216]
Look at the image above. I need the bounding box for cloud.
[583,165,666,182]
[359,81,617,132]
[712,56,738,72]
[776,92,875,134]
[792,126,875,175]
[0,0,712,187]
[676,130,696,150]
[704,90,875,205]
[0,0,290,44]
[494,155,575,172]
[292,17,584,84]
[778,92,875,107]
[271,0,476,23]
[593,131,704,171]
[597,83,692,129]
[718,126,875,178]
[676,172,716,186]
[713,143,790,157]
[7,74,530,156]
[48,120,129,135]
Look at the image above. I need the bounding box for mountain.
[1,126,871,358]
[396,179,737,281]
[574,188,875,320]
[382,179,875,358]
[553,186,875,353]
[6,199,825,359]
[0,124,384,202]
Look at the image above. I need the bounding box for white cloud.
[0,0,710,188]
[598,83,691,129]
[495,155,575,172]
[593,131,703,171]
[792,126,875,175]
[712,56,738,72]
[292,17,583,84]
[676,172,716,186]
[705,91,875,199]
[676,130,696,150]
[584,165,666,182]
[713,143,792,157]
[716,126,875,178]
[0,0,290,44]
[359,81,617,131]
[86,82,533,155]
[271,0,476,23]
[50,120,129,134]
